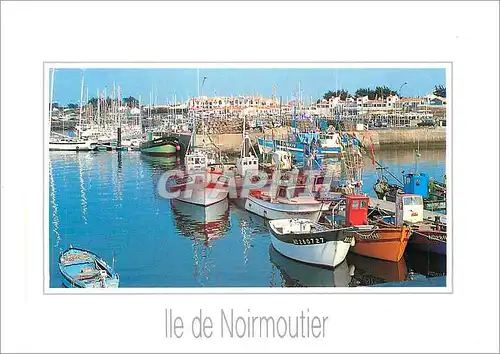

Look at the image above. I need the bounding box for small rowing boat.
[58,247,119,288]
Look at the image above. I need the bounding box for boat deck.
[369,198,447,225]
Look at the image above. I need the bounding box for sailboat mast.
[138,94,142,131]
[104,86,107,128]
[113,82,116,126]
[49,68,55,133]
[78,74,84,139]
[86,87,89,127]
[97,88,101,128]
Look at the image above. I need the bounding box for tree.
[122,96,139,108]
[433,85,446,97]
[355,88,375,99]
[321,89,350,102]
[354,86,397,100]
[374,86,398,99]
[88,98,98,107]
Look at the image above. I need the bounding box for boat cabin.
[319,133,341,147]
[273,151,292,170]
[403,173,429,198]
[344,194,369,226]
[236,155,259,177]
[276,185,297,200]
[185,151,208,173]
[395,194,424,225]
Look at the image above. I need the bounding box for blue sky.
[49,68,446,106]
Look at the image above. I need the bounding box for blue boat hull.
[258,138,341,156]
[408,236,446,255]
[58,247,120,288]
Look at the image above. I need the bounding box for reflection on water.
[404,247,446,277]
[49,148,446,287]
[49,159,60,249]
[170,198,231,244]
[347,253,409,286]
[269,245,353,287]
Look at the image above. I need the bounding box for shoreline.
[209,127,447,154]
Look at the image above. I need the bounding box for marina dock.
[369,197,447,225]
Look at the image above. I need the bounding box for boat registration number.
[292,237,325,245]
[343,236,354,243]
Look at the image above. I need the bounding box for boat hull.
[58,247,119,288]
[175,187,228,206]
[166,171,229,206]
[140,138,178,157]
[269,219,352,268]
[257,138,340,156]
[245,195,330,221]
[49,141,95,151]
[408,231,447,255]
[270,233,351,269]
[348,225,411,262]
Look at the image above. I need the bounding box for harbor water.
[49,148,446,288]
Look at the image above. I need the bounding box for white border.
[43,62,452,295]
[3,1,498,352]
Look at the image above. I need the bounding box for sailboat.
[48,69,96,151]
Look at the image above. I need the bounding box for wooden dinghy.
[58,247,119,288]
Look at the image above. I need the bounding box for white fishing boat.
[168,150,229,206]
[268,218,354,268]
[245,178,331,221]
[166,71,229,207]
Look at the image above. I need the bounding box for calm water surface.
[49,148,446,288]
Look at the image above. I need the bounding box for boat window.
[243,161,247,165]
[253,160,257,165]
[404,196,422,205]
[360,200,367,209]
[278,187,286,198]
[352,200,359,209]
